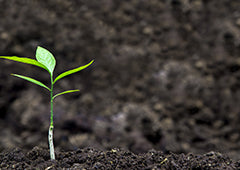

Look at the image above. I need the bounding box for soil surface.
[0,147,239,169]
[1,0,240,169]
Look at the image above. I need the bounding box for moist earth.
[1,0,240,169]
[0,147,238,169]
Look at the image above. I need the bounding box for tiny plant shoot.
[0,46,94,160]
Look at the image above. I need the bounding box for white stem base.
[48,125,55,160]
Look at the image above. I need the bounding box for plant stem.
[48,75,55,160]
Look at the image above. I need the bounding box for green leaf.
[0,56,49,71]
[53,60,94,84]
[36,46,56,75]
[11,74,50,91]
[52,89,80,100]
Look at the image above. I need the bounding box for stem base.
[48,125,55,160]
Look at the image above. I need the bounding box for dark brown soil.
[1,147,239,169]
[1,0,240,169]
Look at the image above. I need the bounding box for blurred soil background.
[1,0,240,162]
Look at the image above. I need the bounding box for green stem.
[49,75,55,160]
[50,76,54,127]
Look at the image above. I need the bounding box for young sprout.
[0,46,94,160]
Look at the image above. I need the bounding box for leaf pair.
[0,46,94,98]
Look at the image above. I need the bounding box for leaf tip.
[36,46,43,50]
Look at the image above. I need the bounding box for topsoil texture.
[1,0,240,169]
[0,147,239,169]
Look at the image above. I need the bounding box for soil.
[1,0,240,169]
[0,147,238,169]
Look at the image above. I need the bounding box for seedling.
[0,46,94,160]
